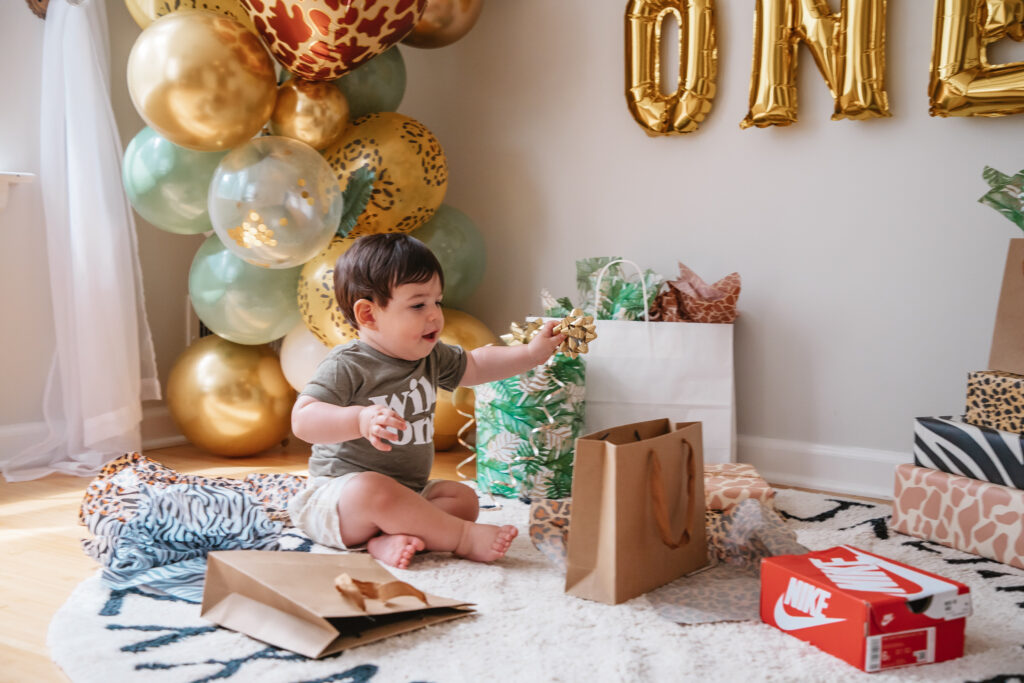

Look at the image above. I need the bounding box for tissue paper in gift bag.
[201,551,474,658]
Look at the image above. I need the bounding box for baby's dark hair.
[334,233,444,327]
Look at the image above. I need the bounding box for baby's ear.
[353,299,376,330]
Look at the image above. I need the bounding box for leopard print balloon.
[240,0,427,81]
[322,112,447,236]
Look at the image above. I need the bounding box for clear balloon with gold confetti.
[208,136,344,268]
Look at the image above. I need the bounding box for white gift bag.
[583,260,736,464]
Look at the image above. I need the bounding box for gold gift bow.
[501,310,598,359]
[333,573,428,612]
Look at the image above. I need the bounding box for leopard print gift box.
[966,370,1024,434]
[891,463,1024,570]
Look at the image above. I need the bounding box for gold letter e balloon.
[931,0,1024,117]
[625,0,719,136]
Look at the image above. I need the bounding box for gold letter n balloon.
[625,0,718,135]
[741,0,891,128]
[931,0,1024,117]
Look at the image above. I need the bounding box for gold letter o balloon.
[297,236,361,347]
[322,112,448,236]
[126,11,277,151]
[167,335,297,456]
[434,309,497,451]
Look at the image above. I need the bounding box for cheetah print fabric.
[79,453,306,564]
[892,463,1024,570]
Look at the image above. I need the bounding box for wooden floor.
[0,440,476,682]
[0,442,874,681]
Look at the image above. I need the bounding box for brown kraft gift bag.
[989,238,1024,375]
[565,419,708,604]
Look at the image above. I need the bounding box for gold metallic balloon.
[297,235,361,347]
[270,79,351,150]
[741,0,890,129]
[240,0,427,81]
[402,0,484,49]
[167,335,297,456]
[126,11,278,151]
[625,0,717,136]
[124,0,254,31]
[434,308,497,450]
[931,0,1024,117]
[322,112,448,236]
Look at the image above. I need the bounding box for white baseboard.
[738,435,911,501]
[141,403,187,450]
[0,420,49,458]
[0,404,186,462]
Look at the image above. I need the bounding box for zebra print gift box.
[913,416,1024,490]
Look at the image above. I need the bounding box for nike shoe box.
[760,545,971,672]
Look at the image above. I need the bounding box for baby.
[290,233,563,568]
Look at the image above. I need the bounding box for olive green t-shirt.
[301,340,467,490]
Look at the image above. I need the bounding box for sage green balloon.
[410,205,486,309]
[334,46,406,119]
[122,127,226,234]
[189,234,302,345]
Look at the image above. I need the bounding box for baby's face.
[364,275,444,361]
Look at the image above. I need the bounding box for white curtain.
[3,0,160,481]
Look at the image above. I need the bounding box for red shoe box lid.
[760,545,971,672]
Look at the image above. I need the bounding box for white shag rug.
[49,489,1024,683]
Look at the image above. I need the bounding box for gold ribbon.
[333,573,428,612]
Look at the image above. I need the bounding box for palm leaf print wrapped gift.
[475,320,588,500]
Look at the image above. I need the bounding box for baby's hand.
[528,320,566,366]
[358,405,407,452]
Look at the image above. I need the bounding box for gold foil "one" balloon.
[741,0,890,128]
[930,0,1024,117]
[297,235,361,347]
[435,309,497,451]
[625,0,718,135]
[126,11,277,151]
[322,113,448,236]
[167,335,297,457]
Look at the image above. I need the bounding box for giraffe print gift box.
[891,463,1024,570]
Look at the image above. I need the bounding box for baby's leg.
[423,480,479,522]
[337,472,516,564]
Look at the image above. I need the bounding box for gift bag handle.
[592,258,651,323]
[647,439,696,549]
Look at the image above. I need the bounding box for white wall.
[393,1,1023,496]
[2,1,1019,497]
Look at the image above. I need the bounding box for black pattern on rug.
[49,491,1024,682]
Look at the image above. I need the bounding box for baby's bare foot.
[367,533,425,569]
[454,522,518,563]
